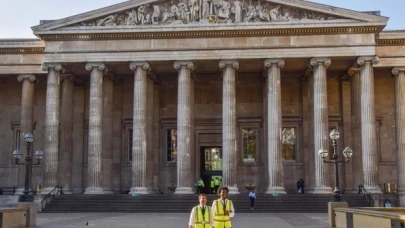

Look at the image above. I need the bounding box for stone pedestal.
[328,202,348,228]
[15,202,38,227]
[357,56,382,194]
[174,61,195,195]
[264,59,286,194]
[310,58,332,194]
[84,63,106,195]
[220,60,240,194]
[129,62,151,194]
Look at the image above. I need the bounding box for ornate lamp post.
[318,129,353,202]
[12,133,43,202]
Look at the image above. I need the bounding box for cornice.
[376,39,405,46]
[37,26,381,41]
[0,47,45,54]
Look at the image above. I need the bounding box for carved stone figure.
[125,9,138,25]
[162,8,171,23]
[215,0,231,20]
[145,13,152,24]
[256,1,270,21]
[269,5,281,22]
[202,0,211,19]
[97,14,117,26]
[170,0,181,21]
[189,0,200,21]
[152,5,161,24]
[231,0,243,23]
[243,0,257,22]
[178,2,190,21]
[280,11,292,22]
[138,5,147,25]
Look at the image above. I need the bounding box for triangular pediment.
[32,0,388,34]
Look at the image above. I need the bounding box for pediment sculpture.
[75,0,340,27]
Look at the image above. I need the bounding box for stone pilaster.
[219,59,240,194]
[41,63,64,194]
[173,61,195,194]
[310,57,332,194]
[102,73,114,194]
[16,74,36,194]
[357,56,381,193]
[392,67,405,205]
[129,62,151,194]
[264,59,286,194]
[348,68,363,191]
[58,74,75,194]
[84,63,106,194]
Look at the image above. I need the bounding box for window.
[282,127,296,160]
[166,129,177,162]
[128,129,133,162]
[242,128,257,162]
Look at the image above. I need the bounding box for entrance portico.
[2,0,405,205]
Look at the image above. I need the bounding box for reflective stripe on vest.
[194,206,211,228]
[213,199,232,228]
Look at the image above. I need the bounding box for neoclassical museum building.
[1,0,405,203]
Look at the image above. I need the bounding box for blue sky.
[0,0,403,38]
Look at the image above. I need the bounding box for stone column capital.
[357,56,379,66]
[129,62,151,71]
[219,60,239,70]
[174,61,194,71]
[17,74,36,82]
[347,67,360,77]
[41,63,65,73]
[392,67,405,76]
[61,74,76,82]
[85,63,107,73]
[309,57,331,68]
[264,59,285,69]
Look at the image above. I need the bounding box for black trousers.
[250,198,255,208]
[196,186,203,194]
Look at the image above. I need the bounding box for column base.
[15,188,24,195]
[265,186,286,194]
[129,187,151,195]
[62,189,73,195]
[311,186,332,194]
[84,187,104,194]
[227,186,240,195]
[40,187,57,195]
[398,190,405,207]
[364,185,382,194]
[174,187,194,194]
[103,189,114,194]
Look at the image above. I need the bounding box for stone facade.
[1,0,405,204]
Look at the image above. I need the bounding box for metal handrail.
[360,185,374,206]
[40,185,62,210]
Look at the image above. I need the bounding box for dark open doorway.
[200,146,222,194]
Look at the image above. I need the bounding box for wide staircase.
[42,193,369,213]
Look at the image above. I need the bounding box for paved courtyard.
[36,212,329,228]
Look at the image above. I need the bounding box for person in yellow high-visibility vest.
[211,186,235,228]
[196,177,205,194]
[214,178,220,193]
[188,194,214,228]
[210,179,215,194]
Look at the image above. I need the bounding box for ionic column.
[357,56,381,193]
[84,63,106,194]
[392,67,405,206]
[174,61,195,194]
[310,57,332,194]
[264,59,286,194]
[129,62,151,194]
[41,63,64,194]
[16,74,36,194]
[219,60,240,194]
[348,68,363,191]
[59,74,75,194]
[102,73,114,194]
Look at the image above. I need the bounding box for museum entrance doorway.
[200,146,222,194]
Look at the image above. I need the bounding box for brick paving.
[35,212,329,228]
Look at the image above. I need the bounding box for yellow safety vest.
[214,179,220,186]
[213,199,232,228]
[198,180,205,187]
[194,206,211,228]
[211,181,215,188]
